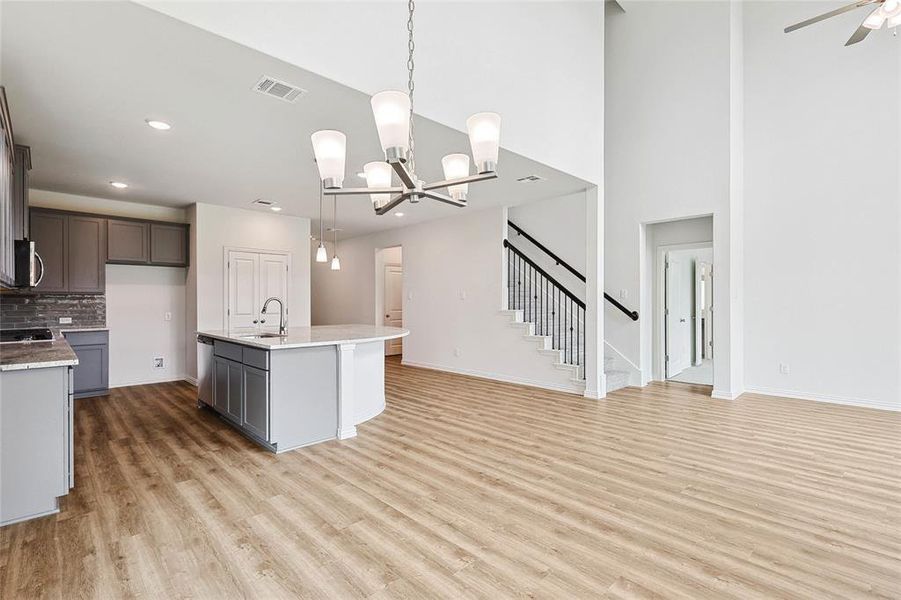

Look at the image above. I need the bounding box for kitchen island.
[1,335,77,526]
[196,325,408,452]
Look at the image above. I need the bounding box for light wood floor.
[2,359,899,599]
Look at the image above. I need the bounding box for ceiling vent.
[252,198,275,207]
[516,174,547,183]
[253,76,306,103]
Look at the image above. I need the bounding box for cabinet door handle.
[252,320,258,324]
[260,319,266,324]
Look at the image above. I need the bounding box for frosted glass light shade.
[330,255,341,271]
[864,6,886,28]
[363,161,393,208]
[315,243,328,263]
[441,154,470,201]
[311,130,346,188]
[466,112,501,173]
[371,91,411,156]
[889,12,901,27]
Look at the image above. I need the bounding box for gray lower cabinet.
[242,365,269,440]
[212,355,244,425]
[0,366,72,526]
[211,342,270,443]
[63,330,109,398]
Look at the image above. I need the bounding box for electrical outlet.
[459,290,466,300]
[58,317,72,325]
[779,363,790,375]
[454,348,461,357]
[164,312,172,321]
[153,357,164,369]
[619,289,628,300]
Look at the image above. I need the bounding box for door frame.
[373,245,403,355]
[653,242,713,382]
[222,246,292,330]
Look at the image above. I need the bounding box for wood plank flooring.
[1,359,899,599]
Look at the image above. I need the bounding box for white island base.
[197,325,408,453]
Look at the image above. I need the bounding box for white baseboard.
[183,375,198,386]
[711,388,742,400]
[743,386,899,412]
[110,374,187,389]
[401,360,584,395]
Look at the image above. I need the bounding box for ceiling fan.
[785,0,901,46]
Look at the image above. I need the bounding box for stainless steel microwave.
[14,239,44,287]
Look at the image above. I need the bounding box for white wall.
[742,1,900,410]
[508,191,588,301]
[190,202,311,378]
[373,245,402,335]
[140,1,605,184]
[106,264,186,387]
[605,1,743,397]
[312,207,582,392]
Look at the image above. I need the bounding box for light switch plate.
[59,317,73,325]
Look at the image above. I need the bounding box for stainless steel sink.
[236,333,286,340]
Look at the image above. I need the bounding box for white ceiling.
[1,1,590,238]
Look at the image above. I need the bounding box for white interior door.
[665,253,692,378]
[228,251,259,330]
[258,253,289,330]
[383,264,403,356]
[693,260,703,366]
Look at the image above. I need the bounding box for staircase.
[503,221,637,395]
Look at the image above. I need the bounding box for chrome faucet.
[261,297,287,336]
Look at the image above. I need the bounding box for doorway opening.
[662,246,713,385]
[374,246,403,358]
[645,216,713,387]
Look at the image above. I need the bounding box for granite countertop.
[0,336,79,372]
[58,326,109,333]
[197,325,409,350]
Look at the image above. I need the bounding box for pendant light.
[315,185,328,262]
[310,0,500,216]
[330,195,341,271]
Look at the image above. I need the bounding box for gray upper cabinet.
[31,209,105,294]
[67,215,106,293]
[150,223,187,266]
[107,219,149,264]
[12,145,31,241]
[30,210,68,292]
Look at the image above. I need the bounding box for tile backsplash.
[0,289,106,329]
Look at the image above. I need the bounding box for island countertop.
[197,325,409,350]
[0,336,80,372]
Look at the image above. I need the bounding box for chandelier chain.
[406,0,416,176]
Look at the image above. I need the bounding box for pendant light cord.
[407,0,416,176]
[333,195,338,255]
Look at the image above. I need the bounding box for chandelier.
[310,0,501,216]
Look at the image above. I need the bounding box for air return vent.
[253,76,306,103]
[252,198,275,207]
[516,174,547,183]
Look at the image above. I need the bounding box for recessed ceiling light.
[110,181,128,189]
[270,206,282,212]
[145,119,171,131]
[357,172,367,179]
[395,212,404,217]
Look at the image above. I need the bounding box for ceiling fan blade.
[784,0,877,33]
[845,23,873,45]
